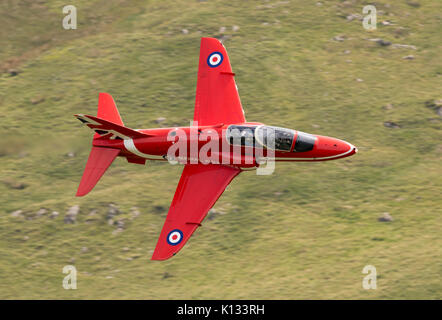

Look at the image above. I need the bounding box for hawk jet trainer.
[75,38,357,260]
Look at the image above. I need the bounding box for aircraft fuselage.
[93,122,357,168]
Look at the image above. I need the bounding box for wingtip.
[151,250,176,261]
[151,254,169,261]
[98,92,111,98]
[75,188,88,197]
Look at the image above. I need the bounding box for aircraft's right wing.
[193,37,245,126]
[151,164,241,260]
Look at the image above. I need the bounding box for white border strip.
[124,139,164,160]
[260,142,356,161]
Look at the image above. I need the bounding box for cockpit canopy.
[226,125,257,147]
[294,130,316,152]
[226,125,316,152]
[255,126,295,151]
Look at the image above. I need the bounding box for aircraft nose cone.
[316,136,357,159]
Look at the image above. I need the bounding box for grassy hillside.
[0,0,440,299]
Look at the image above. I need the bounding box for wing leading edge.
[193,37,245,126]
[151,164,241,260]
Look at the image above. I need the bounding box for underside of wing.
[193,37,245,126]
[151,164,241,260]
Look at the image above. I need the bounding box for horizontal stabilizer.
[76,146,120,196]
[75,114,151,140]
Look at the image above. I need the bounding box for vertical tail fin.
[97,92,123,126]
[93,92,123,140]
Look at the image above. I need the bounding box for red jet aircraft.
[75,37,357,260]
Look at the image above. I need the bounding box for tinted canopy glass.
[226,125,258,147]
[227,125,316,152]
[294,131,316,152]
[255,126,295,151]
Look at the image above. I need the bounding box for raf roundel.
[207,52,224,68]
[167,229,184,246]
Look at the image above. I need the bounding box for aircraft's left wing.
[151,164,241,260]
[193,37,245,126]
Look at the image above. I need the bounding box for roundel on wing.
[207,52,223,68]
[167,229,184,246]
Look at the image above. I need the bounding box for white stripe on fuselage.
[123,139,356,163]
[123,139,164,160]
[259,142,356,162]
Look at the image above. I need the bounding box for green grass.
[0,0,441,299]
